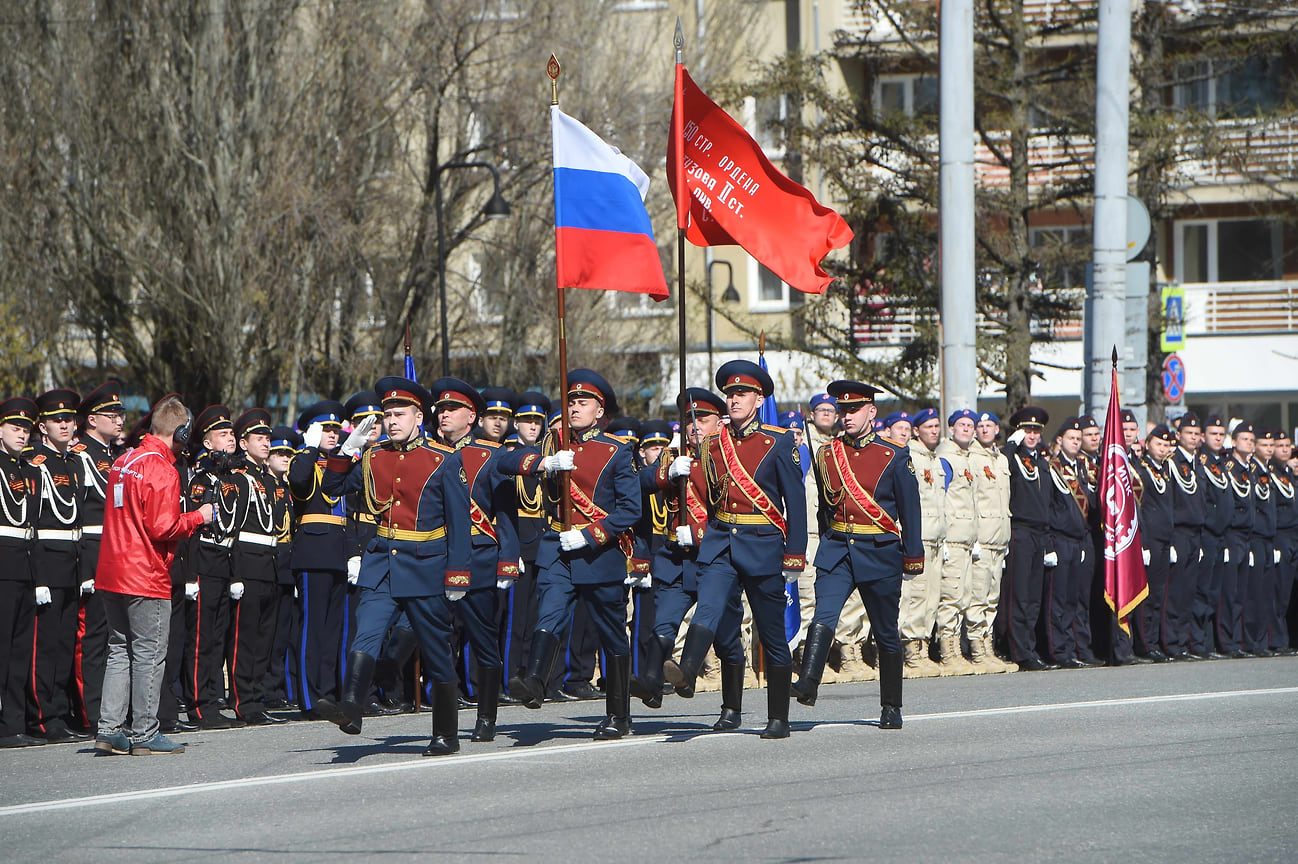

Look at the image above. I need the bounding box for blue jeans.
[98,591,170,744]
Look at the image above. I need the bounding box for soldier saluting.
[793,381,922,729]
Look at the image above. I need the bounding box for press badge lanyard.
[113,450,163,509]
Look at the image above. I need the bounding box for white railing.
[1182,280,1298,335]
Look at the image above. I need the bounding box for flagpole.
[549,54,573,529]
[672,20,691,511]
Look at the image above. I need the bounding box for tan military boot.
[983,634,1018,672]
[902,639,940,679]
[965,633,997,673]
[743,662,760,690]
[837,641,877,682]
[937,632,976,675]
[696,649,721,692]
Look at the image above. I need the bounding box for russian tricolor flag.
[552,107,669,300]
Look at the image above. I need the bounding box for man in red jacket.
[94,396,213,756]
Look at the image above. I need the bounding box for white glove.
[185,582,200,601]
[302,422,324,449]
[518,560,525,576]
[1142,549,1151,566]
[1223,548,1229,564]
[346,556,361,585]
[1008,428,1026,446]
[1274,548,1282,565]
[541,450,575,472]
[1169,546,1178,564]
[783,569,800,584]
[676,525,694,547]
[80,579,95,596]
[972,542,982,561]
[667,455,693,480]
[293,586,299,599]
[35,586,52,606]
[1080,549,1086,564]
[635,573,652,590]
[1198,548,1204,562]
[229,582,245,601]
[559,529,588,551]
[1248,551,1254,567]
[497,578,514,590]
[447,590,466,602]
[340,416,377,457]
[1044,551,1058,567]
[624,572,640,586]
[941,543,950,563]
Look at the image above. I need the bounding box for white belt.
[37,528,81,543]
[237,531,277,548]
[82,525,103,537]
[200,536,233,548]
[0,525,32,540]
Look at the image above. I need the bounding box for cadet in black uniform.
[0,398,41,748]
[1246,428,1278,656]
[1218,423,1255,657]
[1043,418,1100,668]
[1269,429,1297,654]
[1134,425,1176,660]
[70,381,124,732]
[500,391,550,699]
[183,405,243,729]
[341,392,384,703]
[27,388,85,743]
[262,426,301,710]
[999,406,1054,671]
[287,400,349,718]
[1168,414,1209,660]
[1195,415,1233,657]
[629,420,672,691]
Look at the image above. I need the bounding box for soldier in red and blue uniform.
[430,377,519,743]
[792,381,922,730]
[665,361,806,739]
[506,369,641,741]
[632,389,746,731]
[318,377,471,756]
[287,400,348,719]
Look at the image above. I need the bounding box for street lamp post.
[435,161,511,376]
[706,259,739,380]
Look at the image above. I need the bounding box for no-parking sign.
[1162,354,1185,404]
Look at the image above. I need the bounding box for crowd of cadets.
[0,371,1294,752]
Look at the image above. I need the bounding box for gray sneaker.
[130,733,186,755]
[94,731,131,756]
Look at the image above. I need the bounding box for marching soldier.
[183,405,243,728]
[1043,418,1100,668]
[71,382,125,732]
[631,390,746,731]
[1000,406,1054,671]
[317,377,471,756]
[900,408,945,677]
[431,377,519,742]
[793,380,922,730]
[287,400,349,719]
[967,412,1014,671]
[507,370,641,740]
[934,408,979,674]
[500,391,550,698]
[28,388,85,743]
[1269,429,1296,654]
[1246,428,1278,656]
[262,426,301,710]
[1133,425,1176,661]
[1168,414,1209,660]
[663,360,805,740]
[0,398,41,748]
[227,409,288,725]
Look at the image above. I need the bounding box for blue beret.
[872,419,885,431]
[780,410,805,430]
[912,408,940,427]
[882,411,912,429]
[948,408,977,426]
[809,393,836,410]
[977,411,999,425]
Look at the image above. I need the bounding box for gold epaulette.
[760,424,787,434]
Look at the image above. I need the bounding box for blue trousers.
[296,570,345,710]
[536,577,629,658]
[694,549,791,666]
[351,572,456,683]
[813,568,902,654]
[652,575,744,665]
[454,586,503,696]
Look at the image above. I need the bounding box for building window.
[1029,225,1092,291]
[747,257,804,312]
[744,94,787,157]
[874,74,938,118]
[1174,218,1285,283]
[1172,56,1286,119]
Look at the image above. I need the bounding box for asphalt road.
[3,657,1296,862]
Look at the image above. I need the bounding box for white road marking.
[3,685,1295,818]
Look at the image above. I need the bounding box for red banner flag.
[667,66,853,295]
[1100,366,1149,633]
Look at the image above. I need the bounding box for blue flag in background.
[759,354,800,645]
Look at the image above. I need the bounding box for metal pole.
[1086,0,1132,422]
[939,0,977,414]
[435,168,449,376]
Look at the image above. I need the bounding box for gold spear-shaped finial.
[674,17,684,64]
[547,54,561,106]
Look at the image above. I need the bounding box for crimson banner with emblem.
[1100,367,1148,632]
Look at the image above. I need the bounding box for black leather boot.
[422,681,461,757]
[878,648,903,730]
[713,662,745,731]
[629,634,675,709]
[594,654,632,740]
[792,622,834,707]
[663,624,713,699]
[318,650,374,735]
[759,664,793,739]
[471,666,501,742]
[509,630,560,710]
